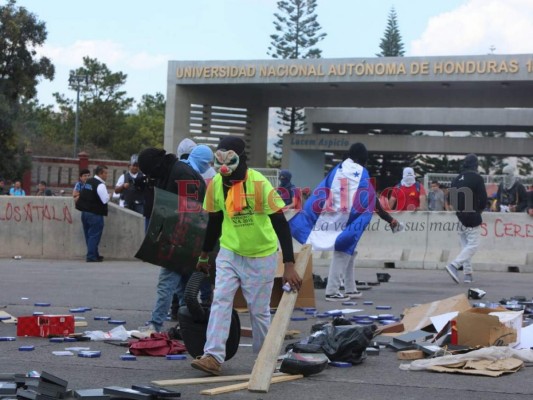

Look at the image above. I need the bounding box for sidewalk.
[1,258,532,400]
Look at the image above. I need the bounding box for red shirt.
[391,183,426,211]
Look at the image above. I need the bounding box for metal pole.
[74,84,81,158]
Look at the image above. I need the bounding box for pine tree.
[368,7,412,190]
[268,0,326,163]
[376,7,405,57]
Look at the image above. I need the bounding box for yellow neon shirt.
[204,169,285,257]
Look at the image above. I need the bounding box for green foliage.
[0,0,54,179]
[268,0,326,60]
[119,93,166,158]
[376,7,405,57]
[268,0,326,161]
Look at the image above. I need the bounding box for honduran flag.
[289,158,375,255]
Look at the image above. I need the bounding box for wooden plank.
[0,311,17,324]
[397,350,425,360]
[201,374,303,396]
[152,372,286,387]
[247,244,312,393]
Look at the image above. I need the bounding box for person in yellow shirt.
[191,136,302,376]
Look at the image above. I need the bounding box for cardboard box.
[401,294,472,332]
[233,252,315,309]
[17,315,74,338]
[451,308,523,347]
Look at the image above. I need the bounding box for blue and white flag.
[289,159,375,255]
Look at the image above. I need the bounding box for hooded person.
[388,166,426,211]
[143,145,214,334]
[289,142,398,302]
[177,138,197,160]
[277,169,297,207]
[445,153,487,284]
[191,136,302,376]
[496,165,527,212]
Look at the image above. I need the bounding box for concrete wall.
[0,196,144,260]
[1,196,531,272]
[289,210,533,272]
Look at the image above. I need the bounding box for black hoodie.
[449,154,487,227]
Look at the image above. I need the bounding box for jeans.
[149,268,188,332]
[81,211,104,261]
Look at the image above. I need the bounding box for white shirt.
[95,175,110,204]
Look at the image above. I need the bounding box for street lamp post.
[68,74,88,158]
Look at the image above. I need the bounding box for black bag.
[308,323,376,365]
[300,319,376,365]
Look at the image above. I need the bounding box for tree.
[376,7,405,57]
[0,0,54,179]
[53,57,134,158]
[268,0,326,163]
[368,8,411,190]
[120,93,166,158]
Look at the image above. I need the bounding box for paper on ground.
[430,311,459,333]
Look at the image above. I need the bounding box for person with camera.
[114,154,146,215]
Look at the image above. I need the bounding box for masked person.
[388,167,426,211]
[289,143,398,301]
[495,165,527,213]
[141,145,214,333]
[276,169,298,208]
[445,154,487,284]
[191,136,302,376]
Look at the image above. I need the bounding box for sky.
[8,0,533,108]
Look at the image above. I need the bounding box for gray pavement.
[1,257,533,400]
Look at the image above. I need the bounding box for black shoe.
[97,256,104,261]
[87,258,103,263]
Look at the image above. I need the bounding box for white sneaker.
[463,274,473,283]
[345,291,363,299]
[325,293,349,302]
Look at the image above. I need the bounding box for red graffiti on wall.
[0,202,73,224]
[493,218,533,238]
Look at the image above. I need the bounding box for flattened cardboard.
[233,252,315,309]
[452,308,523,347]
[427,358,523,377]
[401,294,471,332]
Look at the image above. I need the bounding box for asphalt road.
[1,257,533,400]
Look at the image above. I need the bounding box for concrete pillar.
[248,106,269,167]
[78,152,89,172]
[164,85,191,154]
[282,139,325,191]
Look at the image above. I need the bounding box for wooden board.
[201,374,303,396]
[0,311,17,324]
[247,244,312,393]
[74,321,88,327]
[397,350,425,360]
[152,372,286,387]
